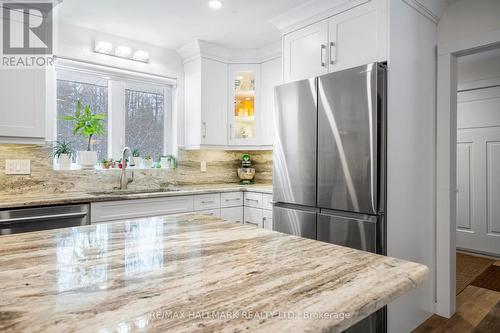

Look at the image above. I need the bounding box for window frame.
[53,59,176,163]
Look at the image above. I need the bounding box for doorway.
[436,36,500,319]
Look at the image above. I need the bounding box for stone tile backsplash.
[0,144,272,196]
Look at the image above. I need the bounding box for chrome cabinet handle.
[245,198,259,202]
[225,198,241,202]
[202,122,207,138]
[320,44,327,67]
[201,200,215,204]
[229,124,233,140]
[245,221,259,226]
[330,42,336,65]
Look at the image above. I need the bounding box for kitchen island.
[0,214,428,333]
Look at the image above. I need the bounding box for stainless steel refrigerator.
[273,63,387,333]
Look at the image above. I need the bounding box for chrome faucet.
[119,147,134,190]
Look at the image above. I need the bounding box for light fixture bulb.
[209,0,223,9]
[115,46,132,58]
[95,41,113,54]
[133,50,150,63]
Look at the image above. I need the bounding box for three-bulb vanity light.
[94,41,150,63]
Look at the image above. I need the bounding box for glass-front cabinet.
[228,64,260,145]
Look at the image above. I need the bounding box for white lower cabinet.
[90,190,272,230]
[244,207,263,228]
[90,196,194,223]
[221,206,244,224]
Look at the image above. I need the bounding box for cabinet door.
[328,2,386,73]
[263,210,273,230]
[228,64,261,145]
[260,58,282,145]
[201,58,228,145]
[283,20,328,83]
[244,207,263,228]
[221,207,243,224]
[0,16,46,141]
[0,69,46,140]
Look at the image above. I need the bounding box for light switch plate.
[200,161,207,172]
[5,160,31,175]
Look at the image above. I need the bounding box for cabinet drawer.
[220,192,243,208]
[197,209,221,218]
[244,207,263,228]
[244,192,263,208]
[221,207,243,224]
[91,196,194,223]
[262,194,273,211]
[263,209,273,230]
[194,193,221,211]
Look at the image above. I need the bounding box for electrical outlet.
[200,161,207,172]
[5,160,31,175]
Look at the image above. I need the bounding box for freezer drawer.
[273,78,317,207]
[273,206,316,240]
[317,211,380,253]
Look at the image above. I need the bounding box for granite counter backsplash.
[0,144,272,196]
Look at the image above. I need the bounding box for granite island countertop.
[0,184,272,209]
[0,213,428,333]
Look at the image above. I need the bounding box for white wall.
[457,49,500,90]
[386,0,437,331]
[50,22,185,147]
[438,0,500,45]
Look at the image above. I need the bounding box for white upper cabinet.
[202,59,228,146]
[179,40,280,149]
[228,64,260,146]
[283,20,329,83]
[0,16,46,142]
[184,57,228,148]
[283,0,387,83]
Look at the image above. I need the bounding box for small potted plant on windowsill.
[61,100,106,169]
[143,155,153,168]
[53,140,74,170]
[100,158,114,169]
[132,149,142,167]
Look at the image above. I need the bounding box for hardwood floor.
[413,253,500,333]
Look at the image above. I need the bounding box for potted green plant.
[100,158,113,169]
[132,149,142,167]
[143,155,153,168]
[61,100,106,169]
[53,140,74,170]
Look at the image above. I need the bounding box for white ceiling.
[54,0,305,50]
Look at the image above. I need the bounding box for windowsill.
[53,163,175,171]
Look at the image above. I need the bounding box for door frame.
[436,29,500,317]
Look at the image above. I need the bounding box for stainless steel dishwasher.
[0,204,90,235]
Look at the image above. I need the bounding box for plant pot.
[160,157,170,169]
[143,159,153,168]
[77,151,97,169]
[58,154,72,170]
[133,157,142,167]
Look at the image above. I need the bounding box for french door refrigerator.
[273,63,387,333]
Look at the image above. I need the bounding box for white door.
[457,128,500,256]
[283,20,328,83]
[328,2,384,73]
[201,58,228,145]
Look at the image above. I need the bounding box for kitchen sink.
[88,188,181,196]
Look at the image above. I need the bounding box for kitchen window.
[54,62,174,167]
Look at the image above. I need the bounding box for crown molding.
[270,0,370,34]
[401,0,440,24]
[176,40,281,65]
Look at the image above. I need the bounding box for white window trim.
[52,58,177,161]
